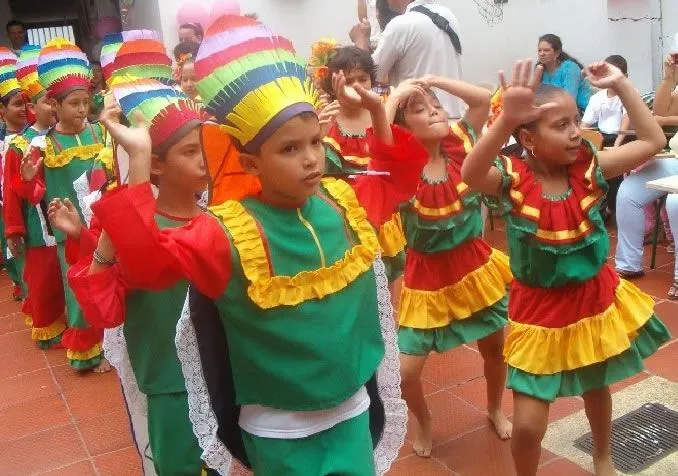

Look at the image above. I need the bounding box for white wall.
[150,0,659,91]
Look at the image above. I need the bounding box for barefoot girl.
[386,76,513,456]
[461,59,671,476]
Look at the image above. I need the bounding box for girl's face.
[181,61,198,100]
[401,92,449,143]
[340,67,373,110]
[1,93,27,130]
[538,41,558,67]
[520,92,582,166]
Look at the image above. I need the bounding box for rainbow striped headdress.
[112,77,202,154]
[195,15,319,153]
[0,47,21,102]
[16,45,45,102]
[37,38,92,99]
[110,34,173,86]
[101,30,159,84]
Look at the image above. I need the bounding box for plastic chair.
[582,129,604,150]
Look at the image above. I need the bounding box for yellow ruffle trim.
[44,142,104,168]
[24,313,33,328]
[504,279,655,375]
[398,248,512,329]
[378,213,406,258]
[32,319,66,342]
[96,146,114,173]
[213,178,380,309]
[67,343,103,362]
[10,135,29,154]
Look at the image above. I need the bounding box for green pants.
[242,411,375,476]
[147,392,207,476]
[56,242,87,329]
[0,215,26,297]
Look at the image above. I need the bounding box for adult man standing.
[6,20,26,56]
[352,0,463,118]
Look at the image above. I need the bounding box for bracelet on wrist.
[92,249,116,266]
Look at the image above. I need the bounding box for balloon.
[94,16,121,41]
[176,3,209,29]
[210,0,241,20]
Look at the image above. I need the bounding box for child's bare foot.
[93,358,112,374]
[488,409,512,440]
[593,455,616,476]
[413,419,433,458]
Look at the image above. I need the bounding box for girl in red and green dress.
[386,76,513,457]
[461,60,670,476]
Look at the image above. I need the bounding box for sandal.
[668,281,678,300]
[616,269,645,280]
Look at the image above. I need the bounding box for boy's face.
[1,93,27,130]
[33,94,56,127]
[53,90,90,129]
[179,27,200,44]
[241,113,325,207]
[154,127,208,193]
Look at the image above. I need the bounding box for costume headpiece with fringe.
[111,76,202,154]
[101,30,160,84]
[16,44,45,102]
[110,35,174,86]
[308,38,339,83]
[37,38,92,99]
[194,15,319,153]
[0,47,22,103]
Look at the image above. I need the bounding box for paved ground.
[0,222,676,475]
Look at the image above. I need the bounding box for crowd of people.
[0,1,676,476]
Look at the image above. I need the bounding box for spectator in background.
[351,0,464,118]
[538,33,592,112]
[358,0,380,49]
[6,20,26,56]
[376,0,400,31]
[178,23,203,45]
[173,41,200,101]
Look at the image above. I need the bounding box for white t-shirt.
[365,0,381,43]
[372,0,463,118]
[582,89,625,135]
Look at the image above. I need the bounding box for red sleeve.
[64,218,101,265]
[3,146,26,237]
[91,182,231,298]
[353,125,428,228]
[67,259,128,329]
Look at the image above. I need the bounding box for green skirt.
[507,315,670,402]
[398,296,508,355]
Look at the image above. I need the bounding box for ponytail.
[539,33,584,70]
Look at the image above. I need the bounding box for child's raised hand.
[390,79,428,108]
[664,55,678,83]
[20,148,42,182]
[583,61,625,90]
[48,198,83,239]
[333,71,382,112]
[318,100,340,136]
[101,110,152,158]
[498,59,555,126]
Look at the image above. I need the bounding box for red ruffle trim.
[61,326,103,352]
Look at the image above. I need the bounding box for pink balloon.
[177,3,209,29]
[210,0,241,20]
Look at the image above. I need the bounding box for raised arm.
[590,62,667,178]
[653,56,678,117]
[462,60,553,195]
[422,75,491,134]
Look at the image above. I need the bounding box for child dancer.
[25,38,109,371]
[3,44,63,346]
[173,41,200,101]
[88,15,427,476]
[461,59,670,476]
[62,78,214,476]
[386,76,513,456]
[0,46,28,300]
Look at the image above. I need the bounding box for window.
[26,23,77,46]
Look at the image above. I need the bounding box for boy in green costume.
[89,15,428,476]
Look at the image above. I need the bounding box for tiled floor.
[0,224,676,475]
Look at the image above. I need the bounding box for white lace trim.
[103,327,157,476]
[175,257,407,475]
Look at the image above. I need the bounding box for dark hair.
[392,89,440,128]
[506,84,570,156]
[6,19,25,32]
[179,23,204,40]
[376,0,400,30]
[538,33,584,70]
[605,54,628,76]
[91,60,101,67]
[321,46,376,97]
[174,41,200,62]
[0,90,21,107]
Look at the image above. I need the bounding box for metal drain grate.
[574,403,678,473]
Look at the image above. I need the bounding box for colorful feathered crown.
[37,38,92,98]
[308,38,339,82]
[110,36,174,86]
[0,47,21,102]
[111,77,202,154]
[16,44,45,102]
[101,30,159,85]
[195,15,319,153]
